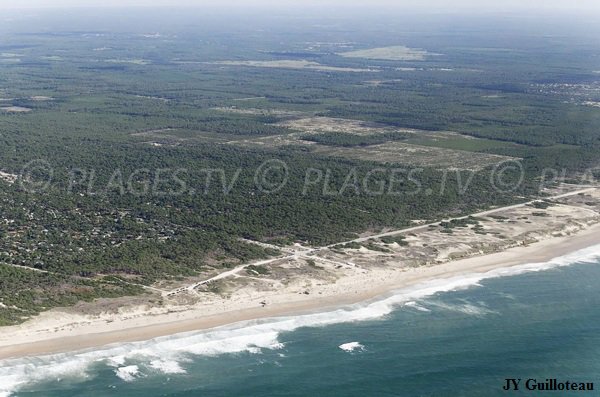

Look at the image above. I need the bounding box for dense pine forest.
[0,8,598,324]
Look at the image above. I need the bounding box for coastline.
[0,222,599,361]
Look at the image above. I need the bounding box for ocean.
[2,245,600,397]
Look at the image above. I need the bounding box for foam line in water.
[1,243,599,396]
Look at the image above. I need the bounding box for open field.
[312,141,515,170]
[212,106,305,118]
[130,114,517,170]
[223,116,518,170]
[277,116,412,136]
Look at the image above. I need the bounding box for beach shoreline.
[0,221,599,361]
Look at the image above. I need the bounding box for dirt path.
[327,186,598,248]
[165,186,597,297]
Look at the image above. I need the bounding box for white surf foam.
[339,342,364,352]
[425,300,495,316]
[115,365,140,382]
[149,359,188,374]
[1,243,599,396]
[404,301,432,312]
[106,355,126,367]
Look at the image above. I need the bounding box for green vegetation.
[336,242,363,250]
[439,217,480,229]
[532,212,550,217]
[363,242,392,253]
[0,10,598,324]
[0,264,142,326]
[246,265,270,276]
[380,235,409,246]
[528,201,554,209]
[306,259,323,269]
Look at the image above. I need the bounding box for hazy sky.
[1,0,599,12]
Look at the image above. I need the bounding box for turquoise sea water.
[2,245,600,397]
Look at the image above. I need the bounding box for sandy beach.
[0,220,598,361]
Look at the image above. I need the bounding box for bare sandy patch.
[338,45,432,61]
[232,96,266,101]
[323,187,600,267]
[1,106,31,113]
[30,96,53,101]
[363,79,404,87]
[214,60,378,73]
[583,101,600,108]
[134,95,170,103]
[278,116,467,141]
[0,171,18,184]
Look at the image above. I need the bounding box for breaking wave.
[1,243,599,396]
